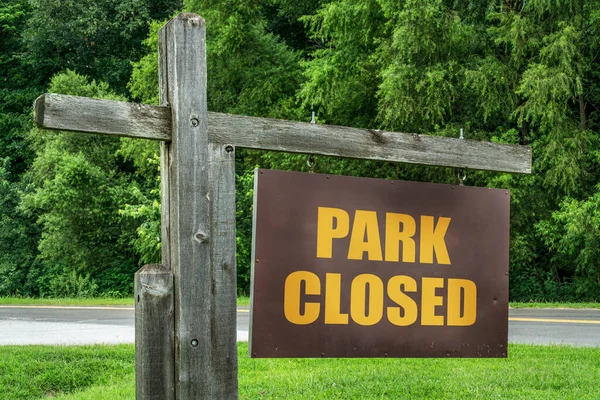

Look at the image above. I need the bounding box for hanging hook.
[457,170,466,186]
[307,154,316,173]
[457,128,466,184]
[307,111,317,172]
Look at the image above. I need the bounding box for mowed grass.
[0,345,134,400]
[0,296,253,307]
[3,296,598,309]
[0,297,134,307]
[510,302,600,309]
[0,344,599,399]
[238,295,250,306]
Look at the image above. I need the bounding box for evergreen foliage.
[1,0,600,300]
[21,71,142,296]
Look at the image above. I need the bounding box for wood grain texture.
[34,93,532,173]
[208,142,238,394]
[159,24,171,269]
[159,13,238,399]
[135,264,174,400]
[208,113,532,174]
[34,94,171,141]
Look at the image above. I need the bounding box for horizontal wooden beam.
[35,94,171,141]
[34,93,531,173]
[211,113,531,174]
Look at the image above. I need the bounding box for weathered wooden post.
[135,14,238,399]
[158,13,238,399]
[135,264,174,399]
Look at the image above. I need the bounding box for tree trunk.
[520,119,530,145]
[579,94,587,129]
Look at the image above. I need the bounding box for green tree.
[0,0,38,171]
[128,0,305,293]
[291,0,600,300]
[7,0,600,300]
[23,0,182,94]
[0,158,41,296]
[0,0,43,296]
[0,0,182,296]
[478,0,600,299]
[21,71,143,296]
[537,190,600,300]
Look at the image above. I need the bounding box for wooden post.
[159,14,238,399]
[135,264,174,400]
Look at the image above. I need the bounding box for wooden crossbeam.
[35,94,171,141]
[34,93,532,174]
[209,113,532,174]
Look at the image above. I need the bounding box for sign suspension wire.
[307,111,316,173]
[307,155,316,173]
[457,170,466,186]
[457,128,466,185]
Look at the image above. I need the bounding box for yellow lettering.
[350,274,384,326]
[387,275,418,326]
[324,273,349,324]
[348,211,383,261]
[420,216,451,264]
[283,271,320,325]
[283,273,479,328]
[317,207,350,259]
[385,213,416,263]
[447,279,477,326]
[421,277,444,326]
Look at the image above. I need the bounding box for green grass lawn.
[2,296,597,309]
[0,297,135,307]
[238,295,250,306]
[510,302,600,309]
[0,296,253,307]
[0,343,599,399]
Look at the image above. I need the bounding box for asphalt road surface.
[508,308,600,347]
[0,305,599,347]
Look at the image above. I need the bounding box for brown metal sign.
[249,169,509,358]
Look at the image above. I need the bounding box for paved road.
[0,306,136,345]
[509,308,600,347]
[0,306,599,347]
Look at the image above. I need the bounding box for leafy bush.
[47,270,98,298]
[537,189,600,301]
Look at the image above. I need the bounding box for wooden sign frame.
[34,13,531,400]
